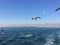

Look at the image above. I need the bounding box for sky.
[0,0,60,25]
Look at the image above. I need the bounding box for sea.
[0,27,60,45]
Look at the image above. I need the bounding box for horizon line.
[0,23,60,27]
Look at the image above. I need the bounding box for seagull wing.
[55,8,60,11]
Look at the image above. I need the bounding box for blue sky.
[0,0,60,24]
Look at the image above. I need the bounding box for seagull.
[32,16,41,20]
[1,28,4,34]
[55,7,60,11]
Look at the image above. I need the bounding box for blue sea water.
[0,27,60,45]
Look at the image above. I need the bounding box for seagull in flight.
[55,7,60,11]
[32,16,41,20]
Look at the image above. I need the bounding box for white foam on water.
[44,38,55,45]
[24,34,33,38]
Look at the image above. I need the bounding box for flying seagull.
[55,7,60,11]
[2,28,4,32]
[1,28,4,34]
[32,16,41,20]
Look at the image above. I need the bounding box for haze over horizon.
[0,23,60,27]
[0,0,60,26]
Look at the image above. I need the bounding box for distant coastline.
[0,23,60,28]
